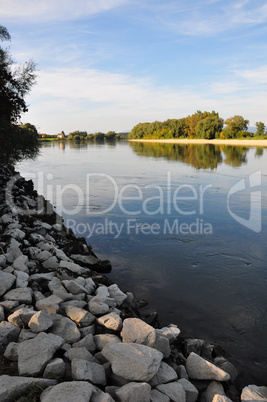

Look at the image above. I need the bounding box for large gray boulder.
[7,307,35,328]
[150,362,178,386]
[71,359,106,385]
[0,321,20,354]
[0,375,56,401]
[49,314,81,343]
[98,312,122,331]
[18,332,64,376]
[177,379,198,402]
[150,389,171,401]
[28,309,54,333]
[3,287,33,304]
[186,352,230,381]
[0,271,16,296]
[64,305,95,327]
[102,342,163,381]
[108,284,127,306]
[40,381,94,402]
[241,385,267,401]
[115,382,151,402]
[121,318,156,347]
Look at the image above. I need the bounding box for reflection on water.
[16,140,267,388]
[129,141,253,169]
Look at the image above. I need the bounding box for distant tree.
[223,115,249,138]
[106,131,116,141]
[185,111,218,138]
[94,132,105,141]
[196,114,224,139]
[0,25,38,161]
[255,121,265,136]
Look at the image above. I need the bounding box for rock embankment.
[0,164,266,402]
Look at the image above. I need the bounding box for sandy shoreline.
[129,138,267,147]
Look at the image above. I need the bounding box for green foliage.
[256,121,265,136]
[196,114,224,139]
[223,115,249,139]
[0,25,38,162]
[94,132,105,141]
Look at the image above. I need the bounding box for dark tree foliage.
[0,25,39,163]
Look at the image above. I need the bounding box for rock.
[0,375,56,401]
[7,228,25,241]
[91,387,116,401]
[40,381,94,402]
[36,294,63,313]
[28,310,54,333]
[17,332,64,376]
[64,305,95,327]
[62,279,87,295]
[102,342,163,382]
[30,272,55,282]
[42,256,59,269]
[212,395,233,402]
[94,334,121,350]
[0,306,5,321]
[115,382,151,402]
[43,357,66,379]
[150,389,171,402]
[0,321,20,353]
[0,254,6,268]
[36,250,53,262]
[13,255,29,272]
[84,277,96,294]
[4,287,33,305]
[14,270,29,288]
[153,332,171,358]
[65,347,96,362]
[8,307,35,328]
[121,318,156,347]
[213,357,238,382]
[59,260,83,275]
[71,359,106,385]
[0,271,16,296]
[96,285,110,297]
[89,300,110,315]
[177,379,198,402]
[156,325,181,343]
[4,341,18,361]
[156,382,186,402]
[72,334,96,353]
[50,314,81,343]
[18,328,38,342]
[98,312,122,331]
[150,362,178,386]
[108,284,127,306]
[177,365,189,380]
[186,352,231,381]
[204,381,225,402]
[241,385,267,401]
[7,238,22,259]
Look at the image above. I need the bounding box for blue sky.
[1,0,267,134]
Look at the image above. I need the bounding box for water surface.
[17,140,267,387]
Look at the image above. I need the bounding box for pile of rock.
[0,164,266,402]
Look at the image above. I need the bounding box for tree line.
[129,111,266,140]
[0,25,39,162]
[67,131,129,141]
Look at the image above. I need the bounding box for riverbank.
[129,138,267,146]
[0,164,266,401]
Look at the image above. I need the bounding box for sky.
[1,0,267,134]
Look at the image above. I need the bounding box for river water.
[17,140,267,387]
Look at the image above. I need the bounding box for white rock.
[90,294,117,308]
[0,375,56,401]
[0,271,16,296]
[115,382,151,402]
[186,352,230,381]
[0,214,14,224]
[241,385,267,401]
[150,362,178,386]
[36,294,63,313]
[94,334,121,350]
[40,381,94,402]
[42,256,59,269]
[59,260,83,274]
[108,284,127,306]
[121,318,156,347]
[14,270,29,288]
[156,325,181,343]
[65,305,95,327]
[72,359,106,385]
[54,247,70,261]
[28,310,54,333]
[102,342,163,382]
[30,272,55,281]
[18,332,64,376]
[8,307,35,327]
[98,312,122,331]
[156,382,186,402]
[43,357,66,379]
[30,233,45,243]
[4,287,33,304]
[177,379,198,402]
[96,286,110,297]
[50,314,81,343]
[84,277,96,294]
[12,255,29,273]
[36,250,53,262]
[7,238,22,259]
[7,228,25,240]
[213,395,233,402]
[62,279,87,295]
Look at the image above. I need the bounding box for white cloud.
[0,0,127,21]
[236,65,267,84]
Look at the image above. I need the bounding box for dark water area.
[17,140,267,388]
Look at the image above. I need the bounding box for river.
[17,140,267,387]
